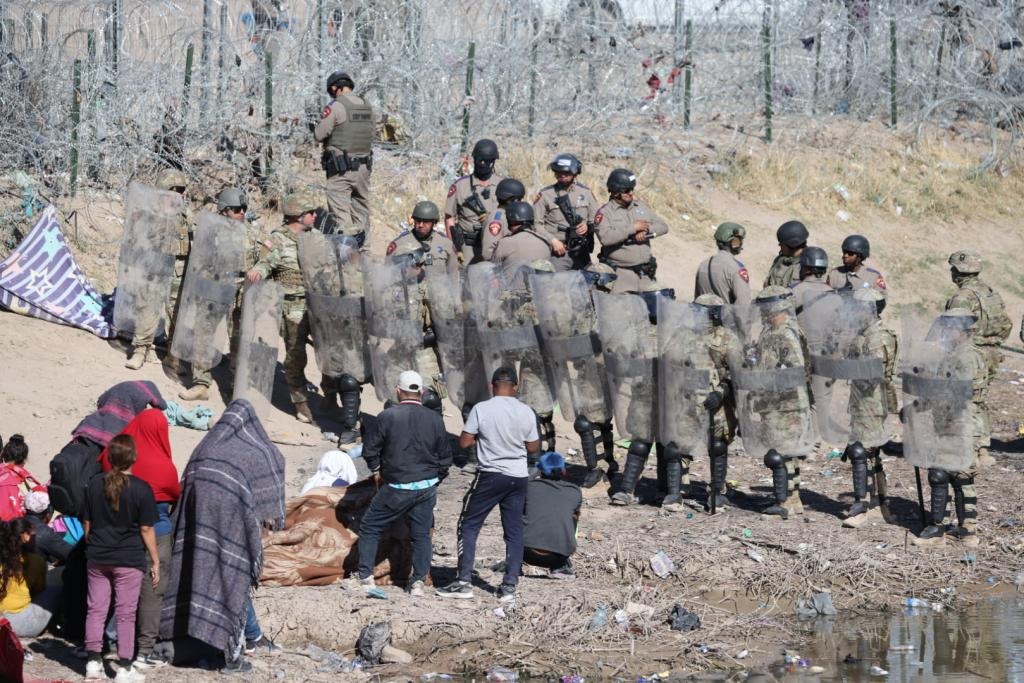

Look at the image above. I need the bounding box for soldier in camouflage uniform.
[694,294,741,512]
[125,168,192,371]
[913,309,988,548]
[246,191,320,423]
[763,220,809,288]
[944,250,1011,468]
[842,288,899,529]
[532,153,599,271]
[386,201,459,278]
[445,139,504,264]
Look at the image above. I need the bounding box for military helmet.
[411,200,440,222]
[695,293,725,323]
[282,191,318,218]
[776,220,809,248]
[841,234,870,258]
[471,138,499,162]
[550,153,583,175]
[326,70,354,92]
[948,250,982,274]
[799,246,829,272]
[156,168,188,192]
[216,187,247,212]
[505,201,534,229]
[529,258,555,274]
[755,285,794,314]
[714,222,745,244]
[606,168,637,194]
[496,178,526,203]
[582,262,617,289]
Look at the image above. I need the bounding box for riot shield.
[901,316,975,472]
[362,259,424,402]
[112,182,186,338]
[593,292,658,442]
[233,280,284,418]
[721,300,815,458]
[169,212,245,368]
[528,270,610,423]
[465,262,553,415]
[657,298,712,458]
[423,268,467,408]
[803,293,886,445]
[298,232,372,383]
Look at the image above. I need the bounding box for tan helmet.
[283,191,318,218]
[156,168,188,192]
[948,250,982,274]
[755,285,794,315]
[695,293,726,307]
[529,258,555,273]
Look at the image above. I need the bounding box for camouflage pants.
[280,299,311,405]
[131,259,186,349]
[515,353,555,417]
[938,465,979,529]
[325,166,370,235]
[785,456,806,498]
[189,290,244,389]
[850,410,886,449]
[976,345,1002,450]
[415,346,445,398]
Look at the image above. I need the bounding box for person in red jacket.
[98,409,179,668]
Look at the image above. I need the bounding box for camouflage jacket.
[252,227,307,296]
[945,276,1012,347]
[764,254,800,288]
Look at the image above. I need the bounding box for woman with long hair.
[0,517,58,637]
[82,435,159,683]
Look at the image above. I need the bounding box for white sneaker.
[85,660,106,680]
[113,664,146,682]
[408,580,427,597]
[341,575,375,591]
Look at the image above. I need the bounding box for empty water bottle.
[903,597,928,608]
[587,604,608,631]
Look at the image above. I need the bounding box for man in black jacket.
[346,370,452,596]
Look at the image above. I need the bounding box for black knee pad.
[628,440,652,459]
[763,449,785,469]
[573,414,594,436]
[422,388,443,413]
[661,442,684,464]
[709,438,728,459]
[928,468,951,487]
[338,373,360,393]
[844,441,869,464]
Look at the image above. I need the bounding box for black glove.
[703,391,723,411]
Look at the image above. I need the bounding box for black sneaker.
[222,656,253,674]
[133,650,170,669]
[245,635,283,656]
[549,563,576,580]
[498,583,517,603]
[436,581,474,599]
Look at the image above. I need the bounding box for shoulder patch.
[533,192,542,204]
[594,210,604,225]
[447,183,457,198]
[875,274,886,289]
[386,241,397,255]
[321,104,331,119]
[262,239,274,250]
[488,221,502,236]
[739,266,749,283]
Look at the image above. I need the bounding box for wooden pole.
[683,19,693,128]
[70,60,82,197]
[889,18,897,127]
[460,41,475,154]
[762,1,773,142]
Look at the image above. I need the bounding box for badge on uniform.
[488,222,501,236]
[321,105,331,119]
[594,212,604,225]
[386,241,397,255]
[875,275,886,289]
[739,267,749,283]
[447,184,457,198]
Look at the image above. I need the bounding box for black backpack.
[49,439,103,518]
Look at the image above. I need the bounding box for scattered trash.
[486,666,519,682]
[560,676,584,683]
[605,558,618,572]
[807,666,825,674]
[903,597,929,608]
[381,645,413,664]
[869,665,889,676]
[697,644,719,654]
[742,528,753,538]
[421,674,454,681]
[826,449,843,461]
[566,448,580,456]
[986,576,997,585]
[626,601,656,618]
[685,512,694,520]
[783,650,800,665]
[747,548,765,563]
[356,622,392,665]
[614,609,630,632]
[492,607,507,618]
[367,587,388,600]
[960,553,977,564]
[821,469,834,477]
[836,210,851,222]
[795,592,837,618]
[833,183,851,202]
[940,586,957,596]
[1015,572,1024,588]
[649,550,675,578]
[636,671,670,682]
[587,604,607,631]
[931,603,944,613]
[668,603,701,631]
[303,643,360,672]
[736,649,749,659]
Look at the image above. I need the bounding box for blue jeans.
[456,471,528,587]
[244,599,260,642]
[356,485,437,584]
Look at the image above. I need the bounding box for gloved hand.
[703,391,723,411]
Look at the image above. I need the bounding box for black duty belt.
[284,293,306,301]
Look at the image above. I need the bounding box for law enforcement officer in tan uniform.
[478,178,557,261]
[764,221,809,288]
[491,202,556,289]
[594,169,670,294]
[385,201,459,278]
[246,191,320,423]
[444,139,504,264]
[126,168,192,371]
[827,234,888,299]
[533,153,600,271]
[694,222,751,304]
[945,250,1011,468]
[178,187,269,402]
[314,70,374,243]
[789,247,833,325]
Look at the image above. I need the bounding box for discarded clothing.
[795,591,838,618]
[163,401,214,431]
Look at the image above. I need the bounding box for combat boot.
[294,401,314,424]
[843,505,882,529]
[610,441,649,506]
[912,524,947,547]
[178,384,210,401]
[583,461,608,489]
[913,469,950,547]
[125,345,151,370]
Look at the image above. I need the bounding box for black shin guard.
[618,441,650,497]
[764,450,789,505]
[847,442,869,502]
[661,443,683,505]
[928,469,951,527]
[574,415,599,470]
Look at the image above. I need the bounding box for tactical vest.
[274,269,306,289]
[965,279,1012,343]
[327,96,374,156]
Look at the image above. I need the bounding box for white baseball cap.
[396,370,424,393]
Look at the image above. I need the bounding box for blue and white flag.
[0,204,114,338]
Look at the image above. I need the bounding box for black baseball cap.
[491,366,518,384]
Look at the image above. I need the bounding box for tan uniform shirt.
[491,229,552,288]
[444,174,505,241]
[533,182,600,240]
[481,206,553,262]
[593,198,669,268]
[385,229,460,278]
[827,264,888,299]
[694,249,751,304]
[313,93,370,154]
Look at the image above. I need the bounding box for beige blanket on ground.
[260,481,422,587]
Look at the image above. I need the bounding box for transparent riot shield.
[901,315,975,472]
[423,268,467,408]
[233,280,284,418]
[528,270,610,423]
[170,212,245,368]
[298,232,372,384]
[362,259,424,402]
[721,300,815,458]
[112,182,186,338]
[465,262,553,416]
[593,292,658,442]
[657,297,712,458]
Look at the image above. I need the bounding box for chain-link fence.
[2,0,1023,199]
